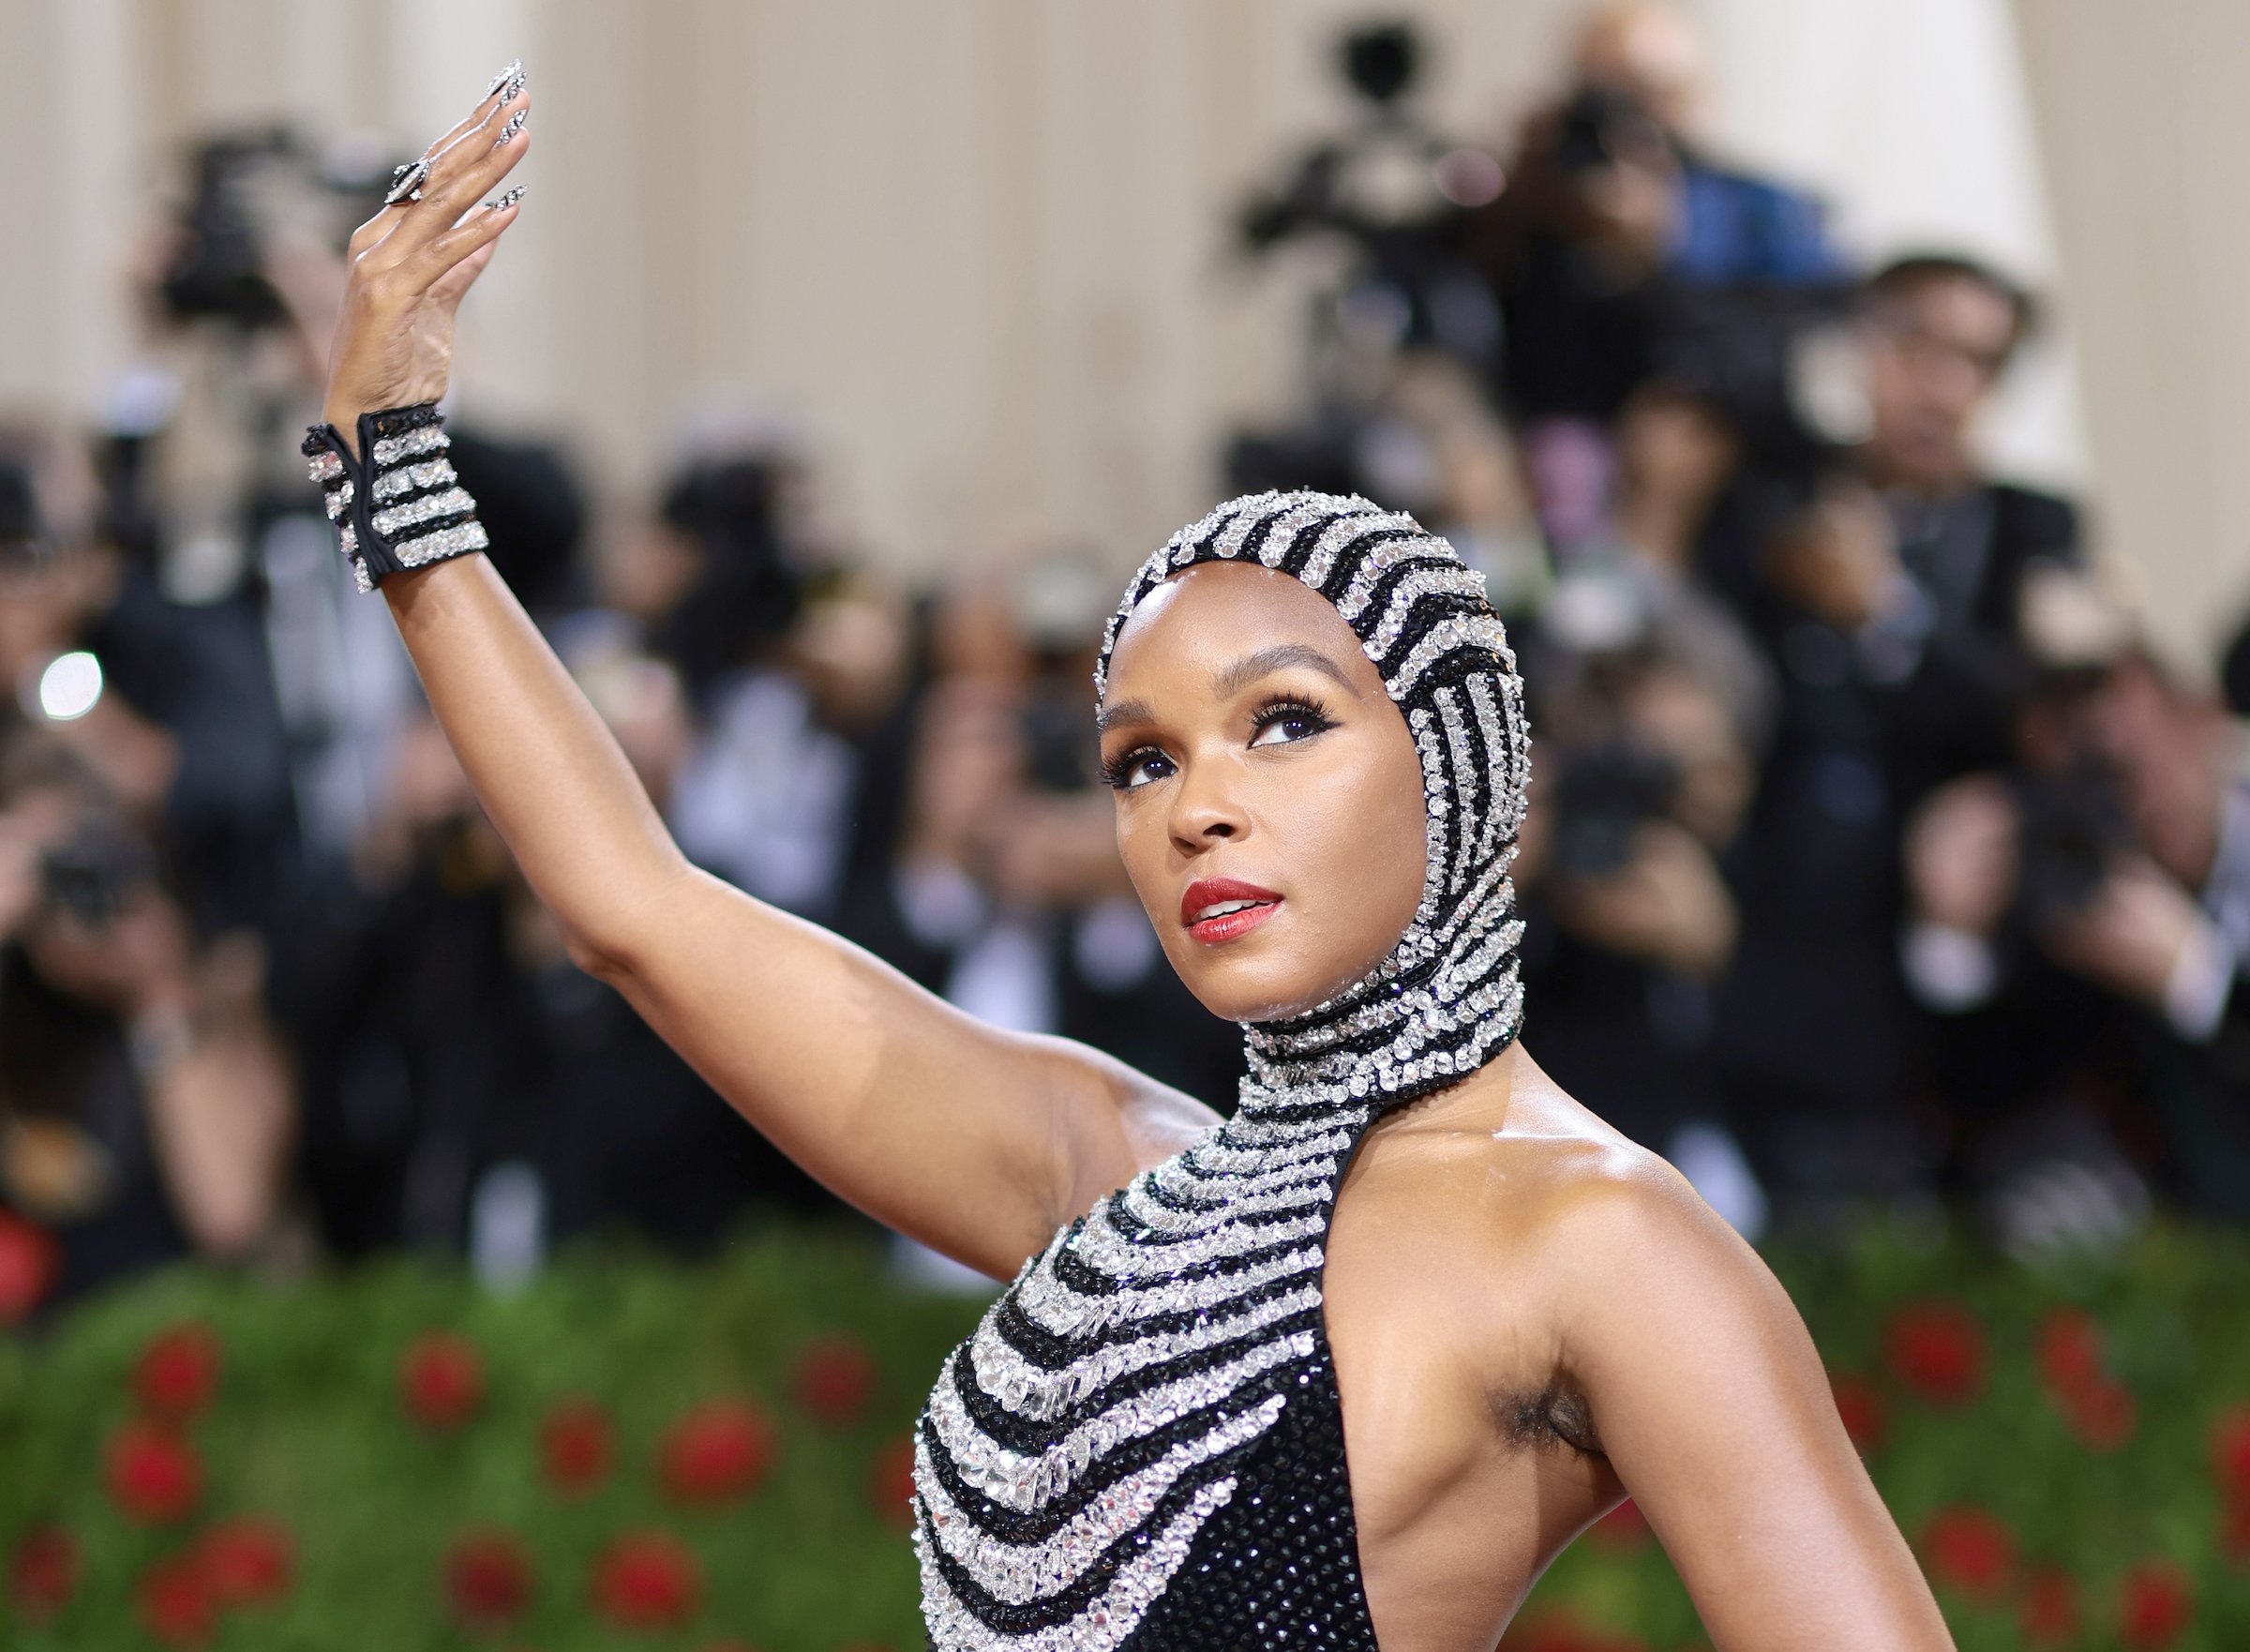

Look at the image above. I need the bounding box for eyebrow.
[1096,642,1360,734]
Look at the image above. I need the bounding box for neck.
[1237,864,1526,1124]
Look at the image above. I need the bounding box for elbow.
[558,852,701,984]
[557,852,695,986]
[563,922,639,984]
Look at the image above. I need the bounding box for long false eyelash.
[1099,744,1165,791]
[1101,695,1340,789]
[1248,694,1338,737]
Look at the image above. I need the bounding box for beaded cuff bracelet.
[300,404,489,593]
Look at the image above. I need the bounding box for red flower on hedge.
[197,1516,293,1607]
[8,1524,77,1622]
[2212,1404,2250,1494]
[2223,1493,2250,1568]
[661,1399,776,1506]
[2035,1307,2105,1400]
[2019,1566,2078,1646]
[0,1210,57,1325]
[399,1331,485,1431]
[139,1554,215,1647]
[2118,1558,2193,1650]
[1919,1505,2015,1599]
[105,1420,203,1524]
[444,1528,533,1628]
[1498,1606,1650,1652]
[1882,1300,1986,1407]
[1589,1496,1650,1554]
[2063,1376,2138,1452]
[794,1334,877,1426]
[1829,1371,1887,1454]
[592,1529,700,1629]
[135,1322,223,1420]
[541,1395,614,1495]
[870,1434,918,1529]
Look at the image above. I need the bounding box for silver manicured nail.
[485,187,526,212]
[485,59,523,98]
[492,108,528,148]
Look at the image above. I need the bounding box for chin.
[1166,934,1371,1027]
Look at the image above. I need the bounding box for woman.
[307,69,1952,1651]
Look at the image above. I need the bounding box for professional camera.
[1643,281,1861,480]
[1548,739,1681,879]
[158,129,389,330]
[1237,20,1497,365]
[2012,762,2129,929]
[0,455,52,575]
[38,815,157,930]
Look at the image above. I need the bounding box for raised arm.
[316,69,1214,1276]
[1550,1164,1955,1651]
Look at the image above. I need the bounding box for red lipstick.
[1180,877,1284,945]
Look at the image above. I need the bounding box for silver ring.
[384,158,430,207]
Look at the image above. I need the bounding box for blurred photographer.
[1748,257,2078,788]
[1516,600,1767,1232]
[1475,0,1847,510]
[1903,625,2250,1228]
[1695,255,2082,1228]
[0,429,292,936]
[0,741,295,1314]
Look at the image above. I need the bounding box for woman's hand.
[321,66,531,449]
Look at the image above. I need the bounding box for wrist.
[127,999,197,1082]
[302,403,488,593]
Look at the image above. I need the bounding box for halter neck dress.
[910,488,1532,1649]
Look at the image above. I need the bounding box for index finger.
[385,59,526,203]
[348,62,526,255]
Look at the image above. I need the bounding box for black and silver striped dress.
[911,490,1533,1649]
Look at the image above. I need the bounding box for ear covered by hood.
[1096,489,1533,1115]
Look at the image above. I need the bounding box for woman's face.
[1098,562,1429,1023]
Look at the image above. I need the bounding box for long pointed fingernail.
[485,59,524,98]
[485,187,526,212]
[492,108,529,149]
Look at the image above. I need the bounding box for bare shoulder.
[1354,1044,1776,1329]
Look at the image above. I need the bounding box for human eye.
[1246,696,1337,749]
[1099,745,1175,790]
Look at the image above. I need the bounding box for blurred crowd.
[5,3,2249,1320]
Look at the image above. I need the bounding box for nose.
[1166,749,1250,855]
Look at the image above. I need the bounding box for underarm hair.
[1496,1379,1606,1459]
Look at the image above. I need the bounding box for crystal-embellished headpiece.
[1094,488,1532,1115]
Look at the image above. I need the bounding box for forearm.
[382,560,1173,1270]
[141,1016,293,1258]
[297,69,1197,1278]
[382,555,690,962]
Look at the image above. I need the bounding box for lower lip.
[1187,900,1282,945]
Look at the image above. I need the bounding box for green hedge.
[3,1222,2248,1650]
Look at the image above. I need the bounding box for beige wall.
[0,1,2242,666]
[2011,0,2250,669]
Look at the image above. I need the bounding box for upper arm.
[607,868,1220,1278]
[1548,1166,1953,1652]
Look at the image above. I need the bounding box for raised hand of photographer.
[0,816,40,942]
[1904,774,2018,937]
[2041,854,2207,1012]
[322,77,529,447]
[1549,819,1736,977]
[24,885,195,1023]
